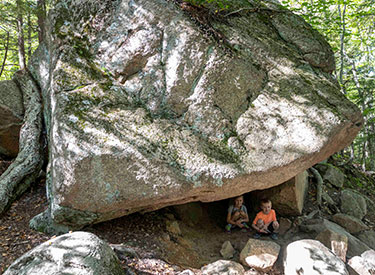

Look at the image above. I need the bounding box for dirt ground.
[0,172,285,274]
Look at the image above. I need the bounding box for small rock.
[166,220,181,235]
[316,229,348,262]
[279,217,292,235]
[220,241,235,259]
[323,165,345,188]
[341,190,367,219]
[201,260,245,275]
[239,239,280,272]
[333,213,369,234]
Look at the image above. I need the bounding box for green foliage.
[282,0,375,171]
[0,0,40,80]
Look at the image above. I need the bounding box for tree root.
[309,167,323,206]
[0,70,43,214]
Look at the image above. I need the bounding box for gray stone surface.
[283,239,348,275]
[30,0,362,229]
[300,218,370,257]
[240,239,280,271]
[323,165,346,188]
[333,213,369,234]
[341,190,367,219]
[0,79,24,157]
[220,241,235,259]
[3,231,124,275]
[201,259,245,275]
[356,230,375,250]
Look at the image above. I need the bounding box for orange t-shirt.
[253,209,276,225]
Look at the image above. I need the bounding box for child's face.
[260,202,272,215]
[234,196,243,208]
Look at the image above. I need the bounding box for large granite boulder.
[283,240,348,275]
[0,80,24,158]
[30,0,362,229]
[3,231,124,275]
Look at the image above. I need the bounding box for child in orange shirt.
[252,198,279,240]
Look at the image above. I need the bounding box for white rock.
[3,231,124,275]
[283,239,348,275]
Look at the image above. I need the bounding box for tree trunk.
[37,0,46,43]
[338,3,347,95]
[27,9,32,61]
[0,70,43,214]
[16,0,26,70]
[0,29,10,77]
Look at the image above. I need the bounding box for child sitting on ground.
[252,198,279,240]
[225,195,250,233]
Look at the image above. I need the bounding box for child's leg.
[266,222,275,233]
[225,224,233,232]
[242,222,250,229]
[267,222,278,240]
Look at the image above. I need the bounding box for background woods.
[281,0,375,171]
[0,0,46,79]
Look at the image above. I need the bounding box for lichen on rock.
[28,0,362,230]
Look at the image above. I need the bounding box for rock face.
[3,231,124,275]
[0,80,24,158]
[250,171,308,215]
[29,0,362,229]
[283,240,348,275]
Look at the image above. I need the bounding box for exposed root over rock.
[0,70,43,214]
[309,167,323,207]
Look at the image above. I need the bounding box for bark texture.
[0,70,43,214]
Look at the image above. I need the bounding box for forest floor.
[1,156,375,274]
[0,175,286,274]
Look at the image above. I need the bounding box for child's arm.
[226,212,237,225]
[239,211,249,223]
[252,220,270,233]
[227,211,244,227]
